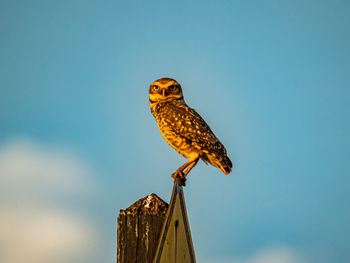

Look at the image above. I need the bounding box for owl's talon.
[171,170,186,186]
[171,170,182,179]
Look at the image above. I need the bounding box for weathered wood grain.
[117,193,168,263]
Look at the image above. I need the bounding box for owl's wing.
[162,103,227,157]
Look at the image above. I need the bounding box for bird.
[149,77,232,184]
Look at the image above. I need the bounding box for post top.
[119,193,169,216]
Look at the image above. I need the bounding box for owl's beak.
[162,89,166,96]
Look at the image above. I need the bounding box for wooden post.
[117,180,196,263]
[117,193,169,263]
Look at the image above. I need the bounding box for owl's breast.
[157,118,195,158]
[153,103,198,159]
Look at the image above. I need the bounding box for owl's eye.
[153,85,160,90]
[169,85,177,90]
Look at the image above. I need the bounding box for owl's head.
[149,78,184,103]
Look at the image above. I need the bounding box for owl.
[149,77,232,184]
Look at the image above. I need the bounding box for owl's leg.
[171,157,196,178]
[171,161,190,179]
[183,157,199,177]
[171,155,200,185]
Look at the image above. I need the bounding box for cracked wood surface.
[117,193,168,263]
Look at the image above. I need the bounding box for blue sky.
[1,1,349,263]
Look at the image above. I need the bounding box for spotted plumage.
[149,77,232,183]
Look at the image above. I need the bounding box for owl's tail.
[216,155,232,175]
[204,153,233,175]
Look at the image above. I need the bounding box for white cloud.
[0,139,93,201]
[0,138,100,263]
[199,246,305,263]
[0,208,98,263]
